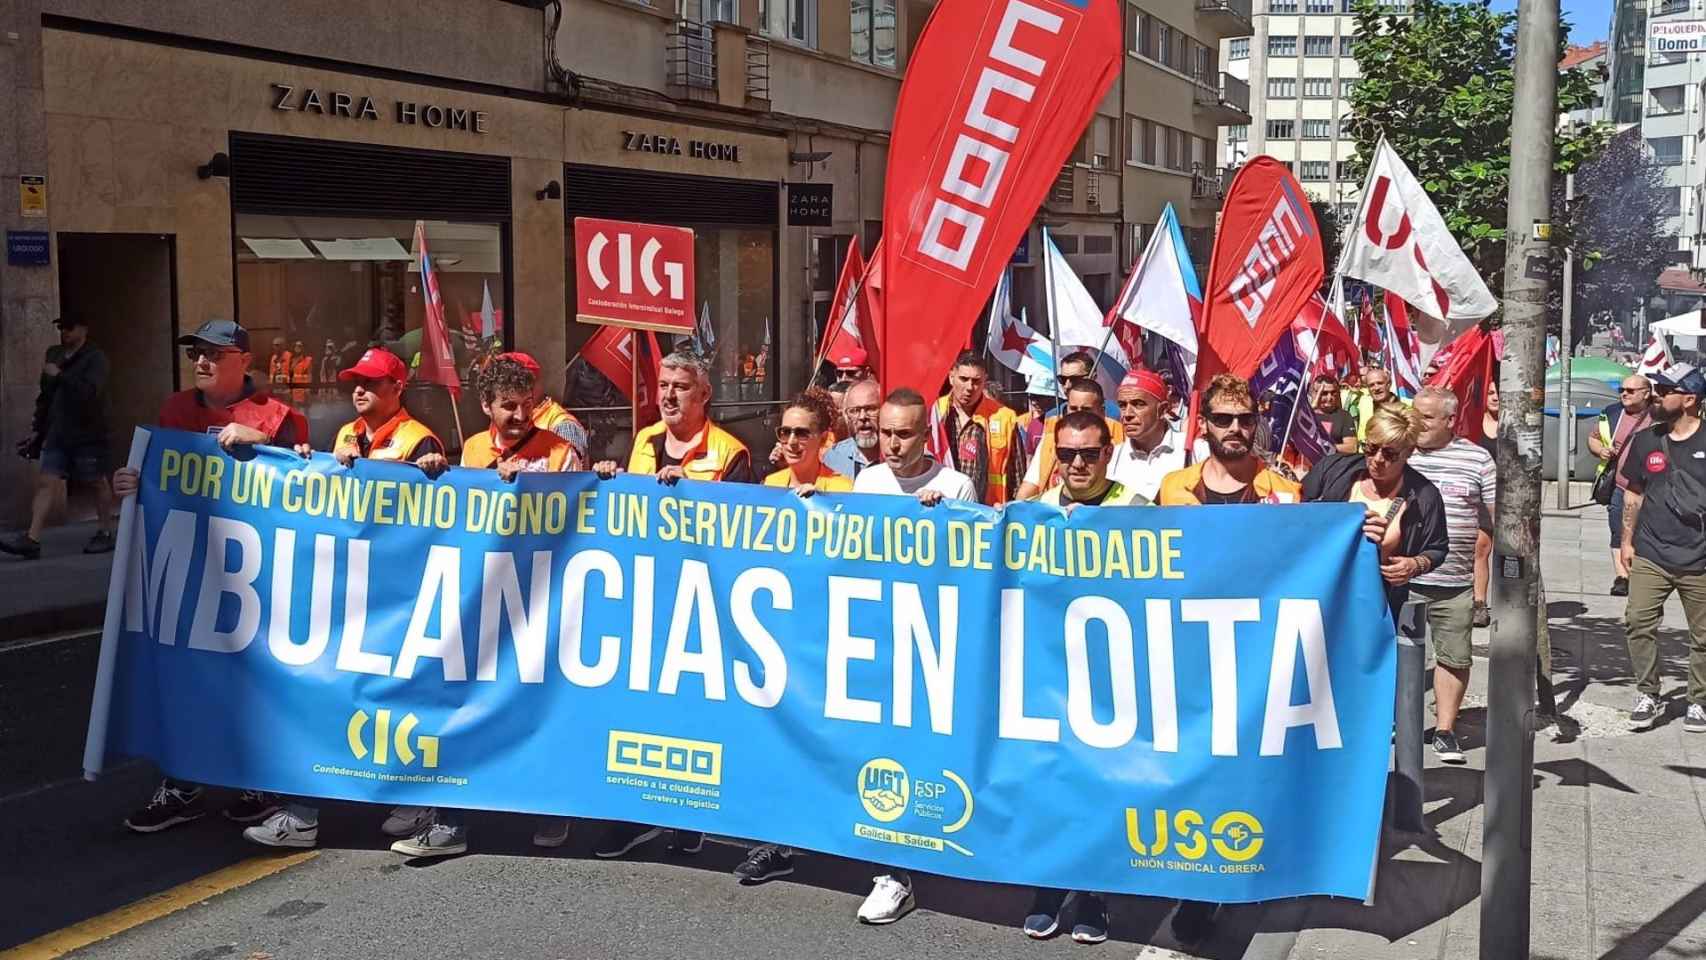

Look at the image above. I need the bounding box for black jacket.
[35,343,109,448]
[1302,452,1451,613]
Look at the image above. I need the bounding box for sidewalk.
[0,519,113,641]
[1277,497,1706,960]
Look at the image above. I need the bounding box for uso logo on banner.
[573,217,695,333]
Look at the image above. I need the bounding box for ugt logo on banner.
[574,217,695,333]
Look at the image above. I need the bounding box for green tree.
[1344,0,1608,292]
[1309,199,1343,281]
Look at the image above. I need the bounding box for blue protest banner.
[94,430,1395,903]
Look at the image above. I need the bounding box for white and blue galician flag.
[985,270,1055,380]
[1043,229,1128,400]
[1108,203,1201,400]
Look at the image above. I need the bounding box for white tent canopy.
[1653,311,1706,337]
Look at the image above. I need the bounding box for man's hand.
[216,422,271,451]
[916,489,945,507]
[593,460,620,479]
[113,467,140,499]
[1380,555,1422,585]
[333,443,360,467]
[1361,509,1390,545]
[792,484,817,499]
[42,362,61,378]
[1620,543,1635,572]
[655,465,687,485]
[416,453,450,479]
[293,443,313,459]
[496,459,523,483]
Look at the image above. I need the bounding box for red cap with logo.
[831,346,869,370]
[497,351,543,377]
[1117,368,1170,402]
[338,348,408,384]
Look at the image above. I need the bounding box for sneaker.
[1686,704,1706,734]
[222,790,281,824]
[1431,729,1467,765]
[124,780,206,833]
[1071,892,1109,944]
[668,830,705,855]
[380,805,436,838]
[593,823,663,859]
[83,530,116,554]
[0,533,41,560]
[1022,888,1068,939]
[390,821,467,858]
[243,809,318,848]
[1471,602,1491,628]
[1170,900,1219,948]
[1611,577,1630,597]
[857,874,915,924]
[532,817,571,849]
[1629,693,1662,731]
[733,844,794,883]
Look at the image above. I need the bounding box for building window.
[1340,77,1357,96]
[1306,0,1333,10]
[1340,35,1355,56]
[1129,117,1161,165]
[760,0,816,47]
[1195,42,1214,79]
[1075,115,1116,168]
[235,216,508,451]
[1228,123,1249,140]
[1130,8,1148,56]
[1230,38,1250,59]
[1302,118,1332,139]
[1653,136,1686,166]
[1157,22,1172,67]
[1270,0,1298,12]
[1299,160,1330,181]
[1650,85,1687,117]
[1304,35,1334,56]
[1268,77,1297,98]
[851,0,896,67]
[1303,77,1334,98]
[1268,119,1296,139]
[1269,35,1297,56]
[1336,159,1357,181]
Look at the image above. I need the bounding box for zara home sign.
[271,84,489,135]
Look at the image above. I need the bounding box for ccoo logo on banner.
[573,217,696,333]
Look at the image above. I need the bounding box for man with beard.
[1158,374,1302,506]
[1313,373,1360,455]
[1105,369,1186,504]
[1590,375,1654,596]
[824,379,882,479]
[929,352,1019,505]
[1620,363,1706,733]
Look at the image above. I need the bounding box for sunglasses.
[1056,445,1107,464]
[1361,442,1406,461]
[184,346,238,362]
[776,426,818,441]
[1205,412,1257,430]
[1654,385,1683,397]
[834,368,861,380]
[1620,387,1650,395]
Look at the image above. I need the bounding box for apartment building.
[1606,0,1695,265]
[1219,0,1398,226]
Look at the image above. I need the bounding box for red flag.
[1292,293,1357,376]
[413,221,461,399]
[1385,290,1421,392]
[1426,325,1495,440]
[859,240,886,377]
[1196,157,1325,384]
[816,237,867,367]
[579,325,638,400]
[877,0,1121,398]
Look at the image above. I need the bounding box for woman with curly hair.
[765,391,851,493]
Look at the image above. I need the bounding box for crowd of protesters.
[12,309,1706,950]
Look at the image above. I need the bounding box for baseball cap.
[338,348,408,384]
[831,346,869,370]
[176,318,250,352]
[497,351,543,377]
[1027,372,1056,397]
[1653,362,1706,397]
[52,316,86,329]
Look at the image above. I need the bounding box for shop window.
[234,215,507,451]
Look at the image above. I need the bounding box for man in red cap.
[830,345,871,385]
[1106,368,1187,503]
[498,351,587,470]
[320,348,448,473]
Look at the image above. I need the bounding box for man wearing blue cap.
[1620,362,1706,733]
[110,318,305,832]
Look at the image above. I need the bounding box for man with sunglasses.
[109,318,305,834]
[1158,374,1301,506]
[1590,375,1653,596]
[830,345,872,384]
[1619,363,1706,733]
[1015,378,1124,500]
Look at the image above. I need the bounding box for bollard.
[1390,599,1428,835]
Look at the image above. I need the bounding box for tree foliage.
[1344,0,1609,293]
[1554,127,1678,344]
[1309,199,1343,279]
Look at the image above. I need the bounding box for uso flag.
[1197,158,1324,384]
[879,0,1121,398]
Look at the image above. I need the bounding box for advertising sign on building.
[18,175,46,218]
[1649,20,1706,52]
[573,217,696,333]
[786,183,833,226]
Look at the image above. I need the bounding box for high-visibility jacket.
[1038,480,1146,507]
[629,420,751,481]
[932,395,1019,505]
[1351,392,1412,441]
[764,465,853,492]
[461,425,573,472]
[1156,461,1301,505]
[334,409,440,462]
[1028,415,1126,495]
[290,355,313,386]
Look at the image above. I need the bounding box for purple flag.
[1251,331,1333,466]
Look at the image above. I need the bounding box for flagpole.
[449,387,466,450]
[1275,315,1326,462]
[1043,228,1061,399]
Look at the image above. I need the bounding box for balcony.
[1190,165,1227,203]
[1193,71,1251,123]
[1195,0,1253,37]
[666,20,717,100]
[1046,165,1120,215]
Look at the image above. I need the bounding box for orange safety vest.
[1028,414,1126,495]
[629,420,749,481]
[461,426,573,472]
[268,352,293,384]
[764,465,852,492]
[334,409,440,462]
[932,395,1018,505]
[291,354,314,386]
[1156,461,1301,505]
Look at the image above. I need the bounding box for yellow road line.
[0,851,317,960]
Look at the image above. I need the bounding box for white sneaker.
[390,822,467,858]
[857,874,915,924]
[380,805,435,838]
[243,809,318,849]
[532,817,571,848]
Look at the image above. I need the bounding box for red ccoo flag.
[816,237,869,368]
[1425,324,1495,441]
[878,0,1122,398]
[413,220,461,399]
